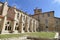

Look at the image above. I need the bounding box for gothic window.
[16,23,18,25]
[29,27,30,30]
[23,23,25,26]
[45,19,48,25]
[46,26,48,28]
[7,22,9,24]
[5,26,11,30]
[42,14,44,17]
[38,16,39,19]
[5,21,11,30]
[23,27,25,30]
[5,26,7,30]
[8,26,11,30]
[17,27,19,30]
[48,13,50,17]
[15,27,19,30]
[38,10,40,12]
[15,23,19,30]
[38,16,40,21]
[23,15,25,20]
[56,21,58,23]
[15,27,17,30]
[17,13,19,19]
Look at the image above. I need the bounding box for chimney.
[34,8,42,15]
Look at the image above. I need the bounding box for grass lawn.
[0,32,56,39]
[27,32,56,38]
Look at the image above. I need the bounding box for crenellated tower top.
[34,7,42,15]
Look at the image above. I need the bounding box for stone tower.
[34,8,42,15]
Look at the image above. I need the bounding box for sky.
[0,0,60,18]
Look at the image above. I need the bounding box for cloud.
[53,0,60,4]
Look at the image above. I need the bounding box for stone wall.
[33,10,55,32]
[54,17,60,32]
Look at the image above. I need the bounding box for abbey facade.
[0,1,60,34]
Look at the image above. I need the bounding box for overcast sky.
[0,0,60,18]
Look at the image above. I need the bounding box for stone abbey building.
[0,1,60,34]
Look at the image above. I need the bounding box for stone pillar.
[1,16,7,34]
[33,20,34,32]
[11,20,16,32]
[19,13,22,33]
[36,21,39,32]
[34,21,37,32]
[0,18,3,33]
[27,17,30,32]
[24,16,27,32]
[20,22,23,33]
[19,14,24,33]
[30,19,33,32]
[23,15,27,32]
[33,20,36,32]
[22,14,25,33]
[25,16,30,32]
[11,9,17,33]
[29,19,31,32]
[29,18,31,32]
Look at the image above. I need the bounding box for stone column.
[29,19,31,32]
[34,21,37,32]
[1,16,7,34]
[36,21,39,32]
[23,15,27,32]
[27,18,30,32]
[11,20,16,33]
[33,20,36,32]
[30,19,33,32]
[25,16,30,32]
[0,18,3,34]
[24,16,27,32]
[22,14,25,33]
[11,9,17,33]
[19,14,24,33]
